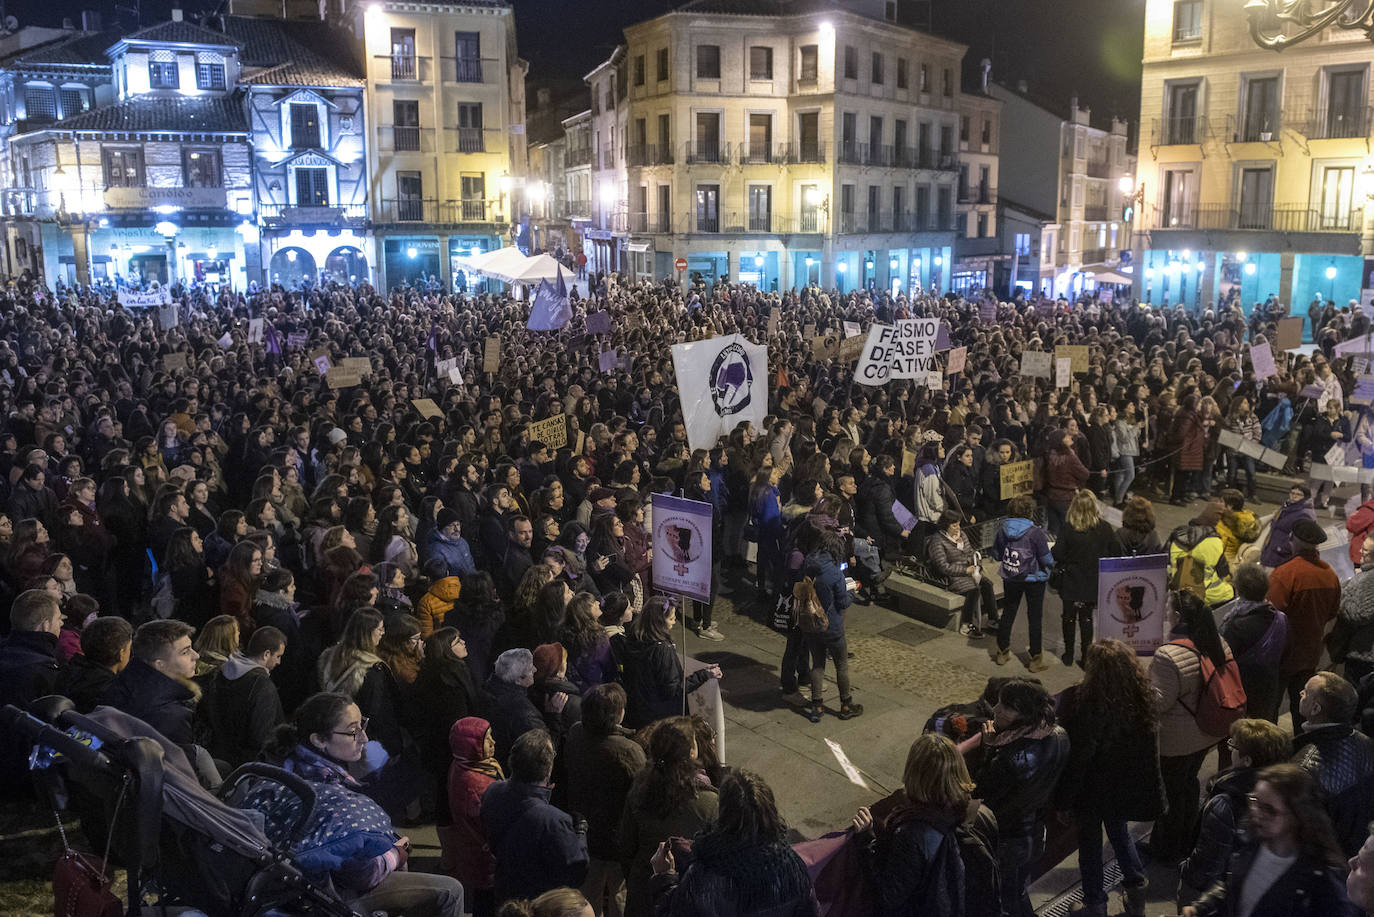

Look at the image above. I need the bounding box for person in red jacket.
[444,716,501,917]
[1268,520,1342,731]
[1170,395,1209,506]
[1346,495,1374,568]
[1044,432,1090,537]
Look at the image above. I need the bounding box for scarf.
[455,751,504,781]
[985,722,1054,748]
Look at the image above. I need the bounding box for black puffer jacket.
[973,726,1070,845]
[100,658,198,751]
[481,675,546,766]
[1292,723,1374,857]
[1050,521,1121,603]
[1178,767,1257,905]
[858,801,966,917]
[651,833,819,917]
[854,473,903,556]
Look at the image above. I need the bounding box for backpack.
[1170,638,1247,737]
[998,529,1041,580]
[1226,607,1289,669]
[794,577,829,634]
[955,807,1002,917]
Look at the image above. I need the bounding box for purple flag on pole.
[527,271,572,330]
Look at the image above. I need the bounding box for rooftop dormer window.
[149,51,179,90]
[196,56,225,90]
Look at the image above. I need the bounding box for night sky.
[5,0,1146,123]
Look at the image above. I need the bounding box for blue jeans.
[1227,453,1256,494]
[807,632,852,703]
[1077,813,1144,907]
[1112,455,1136,504]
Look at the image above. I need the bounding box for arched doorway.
[269,246,316,288]
[324,246,368,284]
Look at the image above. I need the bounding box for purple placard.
[652,493,714,603]
[599,350,619,373]
[586,311,612,334]
[891,500,918,532]
[287,332,307,349]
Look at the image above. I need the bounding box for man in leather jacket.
[1292,671,1374,857]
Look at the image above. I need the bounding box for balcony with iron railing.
[626,144,674,166]
[628,212,673,232]
[786,141,826,164]
[837,142,957,170]
[376,54,431,82]
[566,147,592,167]
[1226,112,1281,143]
[377,125,435,153]
[1084,158,1112,178]
[837,210,959,234]
[1151,115,1209,147]
[439,56,485,83]
[958,186,997,205]
[1148,202,1364,233]
[449,127,484,153]
[684,142,729,164]
[565,199,591,218]
[1300,105,1373,140]
[259,203,368,226]
[740,141,789,164]
[1082,205,1110,221]
[378,198,502,224]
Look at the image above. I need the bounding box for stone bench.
[885,563,1005,630]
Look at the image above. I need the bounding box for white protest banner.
[1055,357,1072,389]
[685,656,726,763]
[1250,343,1276,380]
[824,738,868,790]
[247,318,264,344]
[1020,350,1052,379]
[117,289,169,309]
[926,370,943,390]
[1259,446,1287,469]
[1238,438,1266,460]
[1096,555,1169,656]
[217,332,233,348]
[1217,429,1243,450]
[1335,333,1374,357]
[653,494,714,603]
[852,319,941,386]
[286,331,307,349]
[1327,443,1349,467]
[843,321,861,338]
[947,346,967,375]
[448,367,462,383]
[435,357,458,377]
[671,333,768,451]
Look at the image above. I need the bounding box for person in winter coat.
[1170,395,1209,505]
[1224,398,1263,500]
[1261,484,1317,569]
[1051,490,1122,667]
[52,614,131,714]
[943,446,980,522]
[616,718,718,917]
[854,454,907,562]
[415,628,479,817]
[802,525,863,723]
[200,625,287,769]
[1044,432,1090,537]
[420,509,477,579]
[482,648,565,766]
[1111,401,1145,506]
[1182,764,1354,917]
[617,596,720,729]
[1308,398,1352,510]
[1269,520,1342,731]
[979,439,1019,520]
[1216,490,1261,564]
[443,716,500,917]
[248,693,465,917]
[564,684,646,917]
[1335,537,1374,685]
[852,734,986,917]
[317,607,408,758]
[1347,493,1374,571]
[912,442,947,548]
[0,589,63,794]
[1116,495,1164,556]
[972,677,1070,917]
[1167,503,1235,607]
[1291,671,1374,858]
[652,768,817,917]
[531,643,582,743]
[1147,591,1235,863]
[1056,640,1165,917]
[558,592,618,693]
[250,569,312,713]
[418,574,464,638]
[1178,719,1294,906]
[993,496,1054,672]
[747,466,785,593]
[1217,564,1289,722]
[927,510,996,638]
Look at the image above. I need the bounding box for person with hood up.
[1216,489,1261,564]
[443,716,500,917]
[421,509,476,580]
[1167,500,1234,607]
[201,625,287,768]
[992,495,1054,672]
[802,523,863,723]
[1268,519,1342,731]
[1260,484,1317,570]
[1217,564,1289,722]
[418,565,464,638]
[531,642,582,742]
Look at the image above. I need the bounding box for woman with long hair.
[747,465,784,593]
[588,512,635,597]
[416,628,478,809]
[219,539,264,639]
[164,526,214,627]
[1182,764,1352,917]
[1117,495,1163,556]
[250,693,464,917]
[317,606,407,758]
[555,522,601,597]
[377,612,425,686]
[558,592,615,692]
[1051,489,1122,667]
[1058,640,1166,917]
[449,571,505,683]
[495,889,589,917]
[852,734,993,917]
[204,508,246,573]
[653,768,816,916]
[619,595,721,728]
[371,504,418,580]
[193,614,240,682]
[618,719,719,917]
[1148,590,1235,863]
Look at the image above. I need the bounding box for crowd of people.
[1,268,1374,916]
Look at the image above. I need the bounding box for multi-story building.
[990,81,1135,297]
[951,68,1001,296]
[350,0,527,290]
[227,16,369,287]
[563,0,967,292]
[1132,0,1370,311]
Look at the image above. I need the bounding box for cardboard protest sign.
[852,318,942,386]
[449,367,463,383]
[926,371,943,390]
[843,321,861,338]
[411,399,442,419]
[1351,375,1374,406]
[1055,345,1089,374]
[1276,316,1304,351]
[1020,350,1052,379]
[1000,460,1034,499]
[585,311,612,335]
[342,357,371,376]
[1217,429,1243,450]
[599,350,619,373]
[326,367,362,389]
[980,299,997,323]
[161,352,188,372]
[1250,343,1276,380]
[527,414,568,450]
[158,303,179,328]
[1055,357,1072,389]
[286,332,307,349]
[947,346,967,375]
[901,449,916,477]
[836,335,865,363]
[247,319,265,344]
[483,336,500,374]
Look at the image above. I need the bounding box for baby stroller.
[2,696,361,917]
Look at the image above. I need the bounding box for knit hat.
[1292,519,1327,547]
[326,427,347,445]
[436,508,461,530]
[532,643,565,681]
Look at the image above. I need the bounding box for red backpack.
[1170,638,1247,737]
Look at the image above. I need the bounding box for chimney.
[81,10,102,31]
[537,88,551,110]
[1070,93,1079,112]
[979,58,991,94]
[171,8,184,21]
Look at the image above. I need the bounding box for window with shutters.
[696,45,720,79]
[149,55,179,89]
[103,147,144,188]
[799,45,817,83]
[24,86,55,121]
[454,31,481,82]
[196,61,225,90]
[59,87,90,118]
[183,149,221,188]
[290,103,320,149]
[295,167,329,207]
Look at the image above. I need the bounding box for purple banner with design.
[652,494,714,603]
[1095,554,1168,656]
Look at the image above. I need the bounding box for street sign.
[675,258,687,271]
